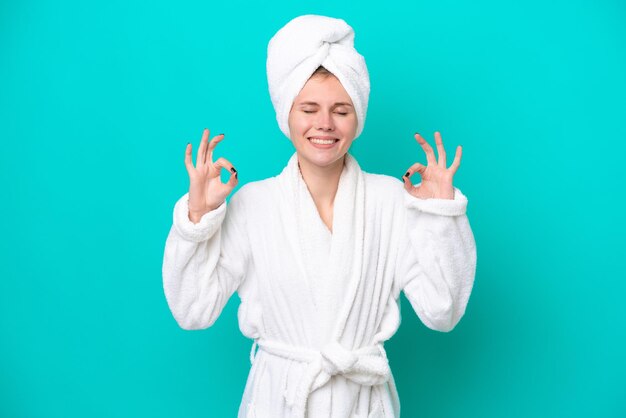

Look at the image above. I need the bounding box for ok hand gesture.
[402,132,461,200]
[185,128,238,223]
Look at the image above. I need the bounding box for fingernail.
[230,167,237,173]
[217,133,225,136]
[404,172,409,177]
[414,132,419,136]
[235,172,238,179]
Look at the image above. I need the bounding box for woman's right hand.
[184,128,238,223]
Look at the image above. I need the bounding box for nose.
[315,110,335,131]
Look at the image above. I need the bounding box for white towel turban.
[266,14,370,140]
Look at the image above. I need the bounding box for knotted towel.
[266,14,370,140]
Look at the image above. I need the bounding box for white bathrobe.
[162,151,477,418]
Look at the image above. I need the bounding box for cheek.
[340,115,358,133]
[293,116,314,133]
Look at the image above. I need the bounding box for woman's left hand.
[402,131,462,200]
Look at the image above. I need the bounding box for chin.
[300,151,346,167]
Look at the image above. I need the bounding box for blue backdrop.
[1,0,625,417]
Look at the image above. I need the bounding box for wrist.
[188,210,206,224]
[188,202,223,223]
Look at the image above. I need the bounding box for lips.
[307,136,339,142]
[307,136,339,149]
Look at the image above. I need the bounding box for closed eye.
[302,110,348,115]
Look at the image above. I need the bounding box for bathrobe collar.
[277,151,366,346]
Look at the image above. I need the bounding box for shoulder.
[363,171,406,200]
[227,176,279,207]
[361,171,408,229]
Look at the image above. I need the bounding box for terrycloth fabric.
[249,339,391,418]
[162,152,477,417]
[266,14,370,140]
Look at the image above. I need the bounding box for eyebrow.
[298,101,354,107]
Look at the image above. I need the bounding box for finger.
[222,158,239,186]
[184,142,194,174]
[449,145,462,174]
[227,166,239,186]
[404,163,426,179]
[402,174,413,193]
[197,128,210,167]
[434,131,446,168]
[206,133,226,165]
[213,157,236,182]
[414,133,437,166]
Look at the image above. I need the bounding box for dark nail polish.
[235,172,238,179]
[404,172,409,177]
[230,167,237,173]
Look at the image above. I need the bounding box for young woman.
[162,14,477,418]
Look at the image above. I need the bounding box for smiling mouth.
[308,137,340,144]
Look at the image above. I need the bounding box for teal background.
[1,0,625,416]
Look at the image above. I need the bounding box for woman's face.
[287,74,358,170]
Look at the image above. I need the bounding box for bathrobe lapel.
[324,153,366,344]
[278,152,366,346]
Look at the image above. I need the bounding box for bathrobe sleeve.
[396,186,477,332]
[162,189,250,330]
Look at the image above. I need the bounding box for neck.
[297,155,346,206]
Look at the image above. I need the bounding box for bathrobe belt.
[249,338,391,418]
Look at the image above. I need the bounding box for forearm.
[400,187,477,331]
[162,193,231,330]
